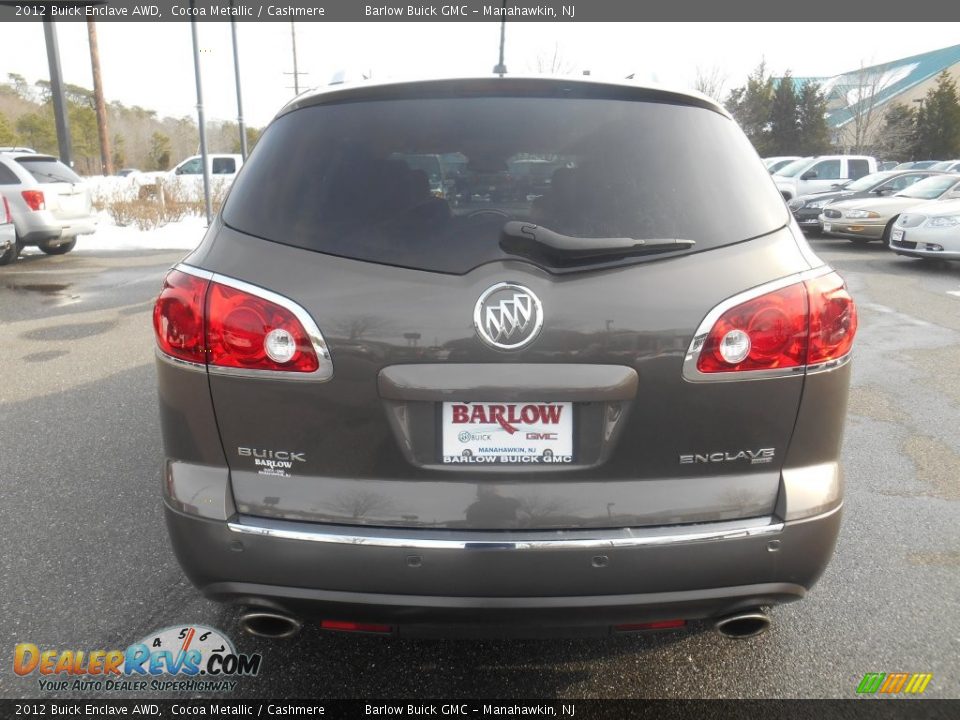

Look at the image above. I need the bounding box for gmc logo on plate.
[526,432,558,440]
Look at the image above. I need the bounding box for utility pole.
[189,2,213,225]
[86,19,113,175]
[284,22,307,94]
[493,0,507,75]
[229,1,248,160]
[42,20,72,166]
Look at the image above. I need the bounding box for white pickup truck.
[136,154,244,200]
[774,155,877,200]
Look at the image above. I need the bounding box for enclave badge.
[474,282,544,350]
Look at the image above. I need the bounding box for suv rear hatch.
[200,79,809,531]
[16,156,92,220]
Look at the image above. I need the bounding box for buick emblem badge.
[474,282,544,350]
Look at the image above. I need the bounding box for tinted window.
[810,160,841,180]
[848,159,869,179]
[845,171,892,192]
[775,157,814,177]
[225,96,788,274]
[0,163,21,185]
[16,157,81,184]
[212,157,236,175]
[176,158,203,175]
[898,176,959,199]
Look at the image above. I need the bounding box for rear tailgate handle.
[378,364,638,402]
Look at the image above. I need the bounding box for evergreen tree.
[725,61,775,155]
[876,103,918,161]
[914,71,960,159]
[15,112,57,154]
[770,71,800,154]
[796,81,831,155]
[0,111,18,145]
[149,131,171,170]
[112,133,126,169]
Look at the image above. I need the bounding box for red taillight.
[21,190,45,212]
[206,283,319,372]
[696,271,856,374]
[806,273,858,365]
[697,284,808,373]
[153,270,209,364]
[153,270,323,373]
[319,620,393,634]
[615,619,687,632]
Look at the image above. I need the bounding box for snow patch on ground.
[84,213,207,251]
[45,213,209,253]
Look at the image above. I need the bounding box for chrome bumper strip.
[227,517,784,551]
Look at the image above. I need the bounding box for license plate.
[441,401,573,465]
[891,228,904,243]
[823,222,831,232]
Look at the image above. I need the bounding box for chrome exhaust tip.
[238,610,303,639]
[713,609,770,639]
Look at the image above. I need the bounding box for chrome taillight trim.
[161,263,334,382]
[682,266,841,383]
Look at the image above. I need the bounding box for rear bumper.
[821,220,885,240]
[165,502,841,635]
[16,214,97,245]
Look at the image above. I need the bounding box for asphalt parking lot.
[1,238,958,699]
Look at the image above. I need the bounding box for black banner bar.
[2,700,960,719]
[0,0,956,22]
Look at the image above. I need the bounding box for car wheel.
[881,217,898,244]
[38,238,77,255]
[0,239,18,265]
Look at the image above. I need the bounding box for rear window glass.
[16,157,82,184]
[224,96,788,274]
[0,164,21,185]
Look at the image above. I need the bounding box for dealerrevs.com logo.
[14,625,261,693]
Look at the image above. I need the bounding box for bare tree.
[693,65,727,102]
[841,61,885,154]
[529,43,576,75]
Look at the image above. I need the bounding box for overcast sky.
[0,22,957,128]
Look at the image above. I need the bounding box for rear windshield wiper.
[500,222,695,265]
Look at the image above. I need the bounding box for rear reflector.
[615,619,687,632]
[2,195,11,223]
[319,620,393,634]
[153,266,331,377]
[695,270,856,375]
[21,189,45,212]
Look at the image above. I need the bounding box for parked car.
[154,76,857,640]
[0,152,97,257]
[894,160,941,170]
[763,155,802,174]
[773,155,877,200]
[0,193,15,265]
[821,174,960,243]
[788,170,943,232]
[889,198,960,261]
[927,160,960,173]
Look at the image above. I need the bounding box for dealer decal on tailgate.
[441,402,574,464]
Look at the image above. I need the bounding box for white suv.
[774,155,877,200]
[0,152,98,262]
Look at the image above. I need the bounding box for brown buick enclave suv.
[154,76,857,639]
